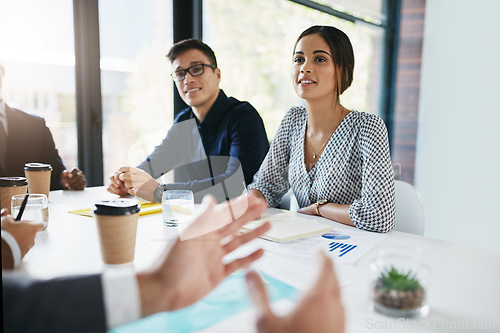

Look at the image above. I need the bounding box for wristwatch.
[315,199,328,217]
[153,183,168,203]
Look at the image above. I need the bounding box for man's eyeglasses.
[171,63,216,82]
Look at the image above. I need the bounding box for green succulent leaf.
[379,266,421,292]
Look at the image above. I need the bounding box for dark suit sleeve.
[3,106,67,190]
[38,118,66,190]
[2,273,107,333]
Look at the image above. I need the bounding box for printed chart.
[328,241,358,257]
[322,232,351,240]
[311,226,389,264]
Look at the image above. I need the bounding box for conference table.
[15,186,500,332]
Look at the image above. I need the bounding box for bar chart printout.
[312,227,388,264]
[329,241,358,257]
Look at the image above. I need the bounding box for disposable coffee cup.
[24,163,53,198]
[94,199,140,265]
[0,177,28,214]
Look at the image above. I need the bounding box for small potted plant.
[369,248,429,318]
[373,266,425,317]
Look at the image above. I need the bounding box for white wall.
[415,0,500,252]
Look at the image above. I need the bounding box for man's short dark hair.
[167,39,218,67]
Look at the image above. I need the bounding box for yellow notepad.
[242,213,333,243]
[69,202,162,217]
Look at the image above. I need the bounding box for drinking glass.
[11,193,49,231]
[162,190,194,227]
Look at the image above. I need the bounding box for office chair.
[393,180,425,235]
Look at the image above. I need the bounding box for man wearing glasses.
[108,39,269,202]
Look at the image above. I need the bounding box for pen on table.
[15,193,30,221]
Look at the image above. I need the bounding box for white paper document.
[241,211,333,243]
[308,223,389,264]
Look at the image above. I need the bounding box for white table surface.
[17,187,500,332]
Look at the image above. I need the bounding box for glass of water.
[11,193,49,231]
[162,190,194,227]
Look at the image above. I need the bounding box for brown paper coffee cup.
[0,177,28,214]
[24,163,52,198]
[94,199,140,265]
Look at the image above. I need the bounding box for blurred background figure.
[0,62,86,190]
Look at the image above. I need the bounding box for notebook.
[241,211,333,243]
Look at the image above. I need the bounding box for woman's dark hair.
[167,39,218,67]
[294,25,354,98]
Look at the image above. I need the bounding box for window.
[0,0,77,168]
[312,0,386,24]
[1,0,396,185]
[98,0,173,181]
[203,0,385,139]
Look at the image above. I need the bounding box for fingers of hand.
[1,214,15,224]
[222,222,270,254]
[180,196,217,239]
[107,183,120,194]
[109,173,122,187]
[65,174,82,186]
[245,270,272,313]
[69,169,86,185]
[118,166,131,173]
[217,198,267,238]
[112,171,133,189]
[29,221,44,232]
[200,195,217,213]
[318,251,340,296]
[118,172,129,182]
[224,248,264,276]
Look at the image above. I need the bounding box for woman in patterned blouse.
[248,25,395,233]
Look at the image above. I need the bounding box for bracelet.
[315,199,328,217]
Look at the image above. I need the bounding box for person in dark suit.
[1,196,345,333]
[0,63,86,190]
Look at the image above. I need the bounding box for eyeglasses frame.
[171,63,217,82]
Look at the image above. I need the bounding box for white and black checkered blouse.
[248,106,395,233]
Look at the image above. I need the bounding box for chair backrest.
[394,180,425,235]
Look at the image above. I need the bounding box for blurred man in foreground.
[2,196,344,333]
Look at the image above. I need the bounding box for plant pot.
[369,247,430,318]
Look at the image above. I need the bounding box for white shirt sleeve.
[1,230,22,267]
[101,267,141,329]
